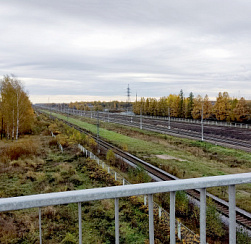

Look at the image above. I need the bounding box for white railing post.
[144,195,147,205]
[229,185,236,244]
[115,198,119,244]
[177,221,181,240]
[170,191,176,244]
[78,202,82,244]
[39,207,42,244]
[148,194,154,244]
[200,188,206,244]
[158,206,162,218]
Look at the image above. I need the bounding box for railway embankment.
[37,110,251,242]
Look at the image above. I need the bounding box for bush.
[128,166,151,183]
[0,140,38,163]
[61,233,78,244]
[49,137,58,147]
[206,198,225,238]
[106,149,116,166]
[122,144,128,151]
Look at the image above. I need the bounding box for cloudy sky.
[1,0,251,103]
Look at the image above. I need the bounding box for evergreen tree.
[178,89,184,118]
[187,92,194,118]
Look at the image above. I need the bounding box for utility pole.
[127,84,131,115]
[168,107,171,129]
[140,107,143,130]
[201,103,204,141]
[97,111,100,154]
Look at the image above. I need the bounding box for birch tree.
[0,75,34,139]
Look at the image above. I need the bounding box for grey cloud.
[1,0,251,102]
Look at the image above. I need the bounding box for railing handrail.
[1,173,250,212]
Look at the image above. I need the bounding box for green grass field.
[44,110,251,212]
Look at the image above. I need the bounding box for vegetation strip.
[41,110,251,214]
[45,110,251,243]
[0,116,152,243]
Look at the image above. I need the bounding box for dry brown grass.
[48,137,58,147]
[0,139,39,163]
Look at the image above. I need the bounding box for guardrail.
[78,144,199,242]
[0,173,250,244]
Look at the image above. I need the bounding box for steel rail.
[36,106,251,151]
[94,114,251,152]
[39,110,251,231]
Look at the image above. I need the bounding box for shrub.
[0,140,38,163]
[69,174,83,186]
[106,149,116,166]
[128,166,151,183]
[122,144,128,151]
[206,198,225,238]
[61,233,78,244]
[48,123,60,135]
[176,191,189,217]
[49,137,58,147]
[57,134,69,147]
[59,163,76,177]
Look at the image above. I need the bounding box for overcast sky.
[1,0,251,103]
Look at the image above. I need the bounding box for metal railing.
[0,173,250,244]
[78,143,199,242]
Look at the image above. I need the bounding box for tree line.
[133,90,251,123]
[0,75,34,140]
[68,100,130,112]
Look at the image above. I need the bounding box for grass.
[43,110,251,212]
[0,119,153,243]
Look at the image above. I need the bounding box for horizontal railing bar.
[0,173,250,212]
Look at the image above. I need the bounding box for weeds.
[0,139,39,163]
[128,166,151,183]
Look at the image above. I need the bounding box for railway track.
[97,113,251,152]
[104,116,251,152]
[37,106,251,152]
[39,109,251,232]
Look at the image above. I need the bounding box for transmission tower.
[127,84,131,104]
[126,84,131,113]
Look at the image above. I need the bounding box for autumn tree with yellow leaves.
[213,92,232,121]
[0,75,34,140]
[233,97,250,122]
[191,95,203,119]
[132,91,250,123]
